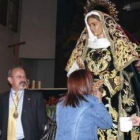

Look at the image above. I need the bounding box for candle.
[38,81,41,89]
[32,80,35,89]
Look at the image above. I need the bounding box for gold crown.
[84,0,119,21]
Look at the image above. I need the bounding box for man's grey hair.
[8,66,24,77]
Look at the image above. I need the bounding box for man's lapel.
[21,90,30,119]
[2,91,10,137]
[21,90,32,139]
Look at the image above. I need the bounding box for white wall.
[19,0,57,59]
[19,0,57,87]
[0,25,19,92]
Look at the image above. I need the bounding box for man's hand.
[130,115,140,126]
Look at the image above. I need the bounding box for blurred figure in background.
[123,1,140,11]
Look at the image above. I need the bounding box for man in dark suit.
[0,66,47,140]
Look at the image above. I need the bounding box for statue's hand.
[76,56,85,69]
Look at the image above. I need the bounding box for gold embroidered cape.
[65,10,139,72]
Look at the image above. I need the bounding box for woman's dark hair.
[63,69,93,107]
[87,14,100,23]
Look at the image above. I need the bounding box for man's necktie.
[7,92,19,140]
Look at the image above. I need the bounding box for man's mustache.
[19,81,26,86]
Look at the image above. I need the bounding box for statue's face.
[87,17,104,38]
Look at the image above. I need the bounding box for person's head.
[86,13,105,38]
[85,11,105,38]
[63,69,93,107]
[68,69,93,95]
[7,66,27,91]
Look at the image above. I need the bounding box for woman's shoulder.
[84,94,99,104]
[57,98,64,107]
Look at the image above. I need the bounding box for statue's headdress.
[84,0,119,21]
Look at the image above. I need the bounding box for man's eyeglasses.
[10,76,27,79]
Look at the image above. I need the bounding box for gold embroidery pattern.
[86,48,111,75]
[100,70,121,97]
[122,71,135,113]
[131,128,140,140]
[65,28,87,72]
[102,13,139,71]
[105,97,118,123]
[97,70,140,140]
[86,48,121,97]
